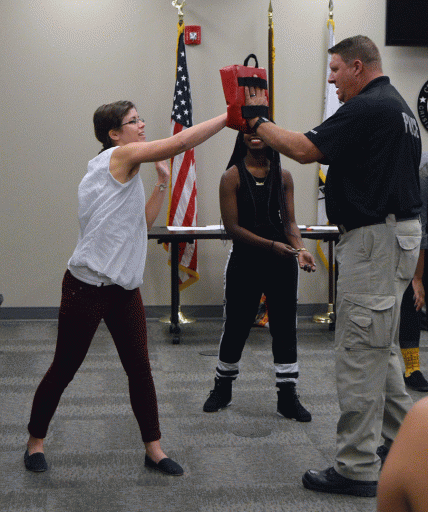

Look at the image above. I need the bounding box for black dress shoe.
[302,467,377,497]
[24,449,48,472]
[144,455,184,476]
[404,370,428,392]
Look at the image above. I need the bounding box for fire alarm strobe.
[185,25,201,45]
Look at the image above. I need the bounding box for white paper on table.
[307,225,339,231]
[166,225,223,231]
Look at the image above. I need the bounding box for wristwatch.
[252,116,270,132]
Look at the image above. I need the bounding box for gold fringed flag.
[317,16,340,268]
[268,0,275,121]
[165,23,199,291]
[255,2,275,328]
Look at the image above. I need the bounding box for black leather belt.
[338,214,419,234]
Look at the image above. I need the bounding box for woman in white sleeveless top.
[25,101,226,475]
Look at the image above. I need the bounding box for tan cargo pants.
[333,214,421,481]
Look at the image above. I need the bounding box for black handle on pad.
[244,54,259,67]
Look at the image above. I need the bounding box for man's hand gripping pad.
[220,54,269,133]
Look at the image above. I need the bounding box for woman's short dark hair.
[93,100,136,153]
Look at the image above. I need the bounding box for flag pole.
[161,0,196,334]
[255,1,276,327]
[313,0,337,329]
[268,1,275,121]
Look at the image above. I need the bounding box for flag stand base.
[160,307,196,325]
[312,303,335,324]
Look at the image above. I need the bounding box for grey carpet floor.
[1,315,427,512]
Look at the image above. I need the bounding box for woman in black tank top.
[203,131,316,421]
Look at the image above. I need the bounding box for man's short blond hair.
[329,35,382,71]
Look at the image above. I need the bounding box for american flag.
[166,23,199,291]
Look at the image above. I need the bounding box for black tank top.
[233,159,287,253]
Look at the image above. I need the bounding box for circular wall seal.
[418,80,428,132]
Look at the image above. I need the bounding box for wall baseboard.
[0,304,329,320]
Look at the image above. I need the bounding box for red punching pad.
[220,54,269,133]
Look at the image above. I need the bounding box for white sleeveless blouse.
[68,147,147,290]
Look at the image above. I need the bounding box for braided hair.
[226,131,290,232]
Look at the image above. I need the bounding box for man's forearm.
[244,84,324,164]
[249,120,323,164]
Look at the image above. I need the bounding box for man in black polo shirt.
[244,35,422,497]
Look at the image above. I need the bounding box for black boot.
[277,382,311,422]
[203,377,233,412]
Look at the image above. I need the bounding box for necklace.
[252,175,267,186]
[244,159,269,186]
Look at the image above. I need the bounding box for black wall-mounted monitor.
[386,0,428,47]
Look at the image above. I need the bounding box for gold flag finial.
[327,0,335,29]
[268,1,273,26]
[172,0,185,23]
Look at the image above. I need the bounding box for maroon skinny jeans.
[28,270,161,443]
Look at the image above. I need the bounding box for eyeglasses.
[121,117,144,127]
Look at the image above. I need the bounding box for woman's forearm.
[145,184,167,231]
[127,113,227,165]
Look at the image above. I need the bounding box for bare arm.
[145,160,170,231]
[281,170,316,272]
[244,86,324,164]
[377,397,428,512]
[111,114,227,182]
[251,124,324,165]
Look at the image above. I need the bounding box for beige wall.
[1,0,427,308]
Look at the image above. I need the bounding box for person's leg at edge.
[399,281,428,391]
[27,270,104,456]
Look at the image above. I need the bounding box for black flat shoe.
[144,455,183,476]
[404,370,428,392]
[302,466,377,497]
[24,449,48,472]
